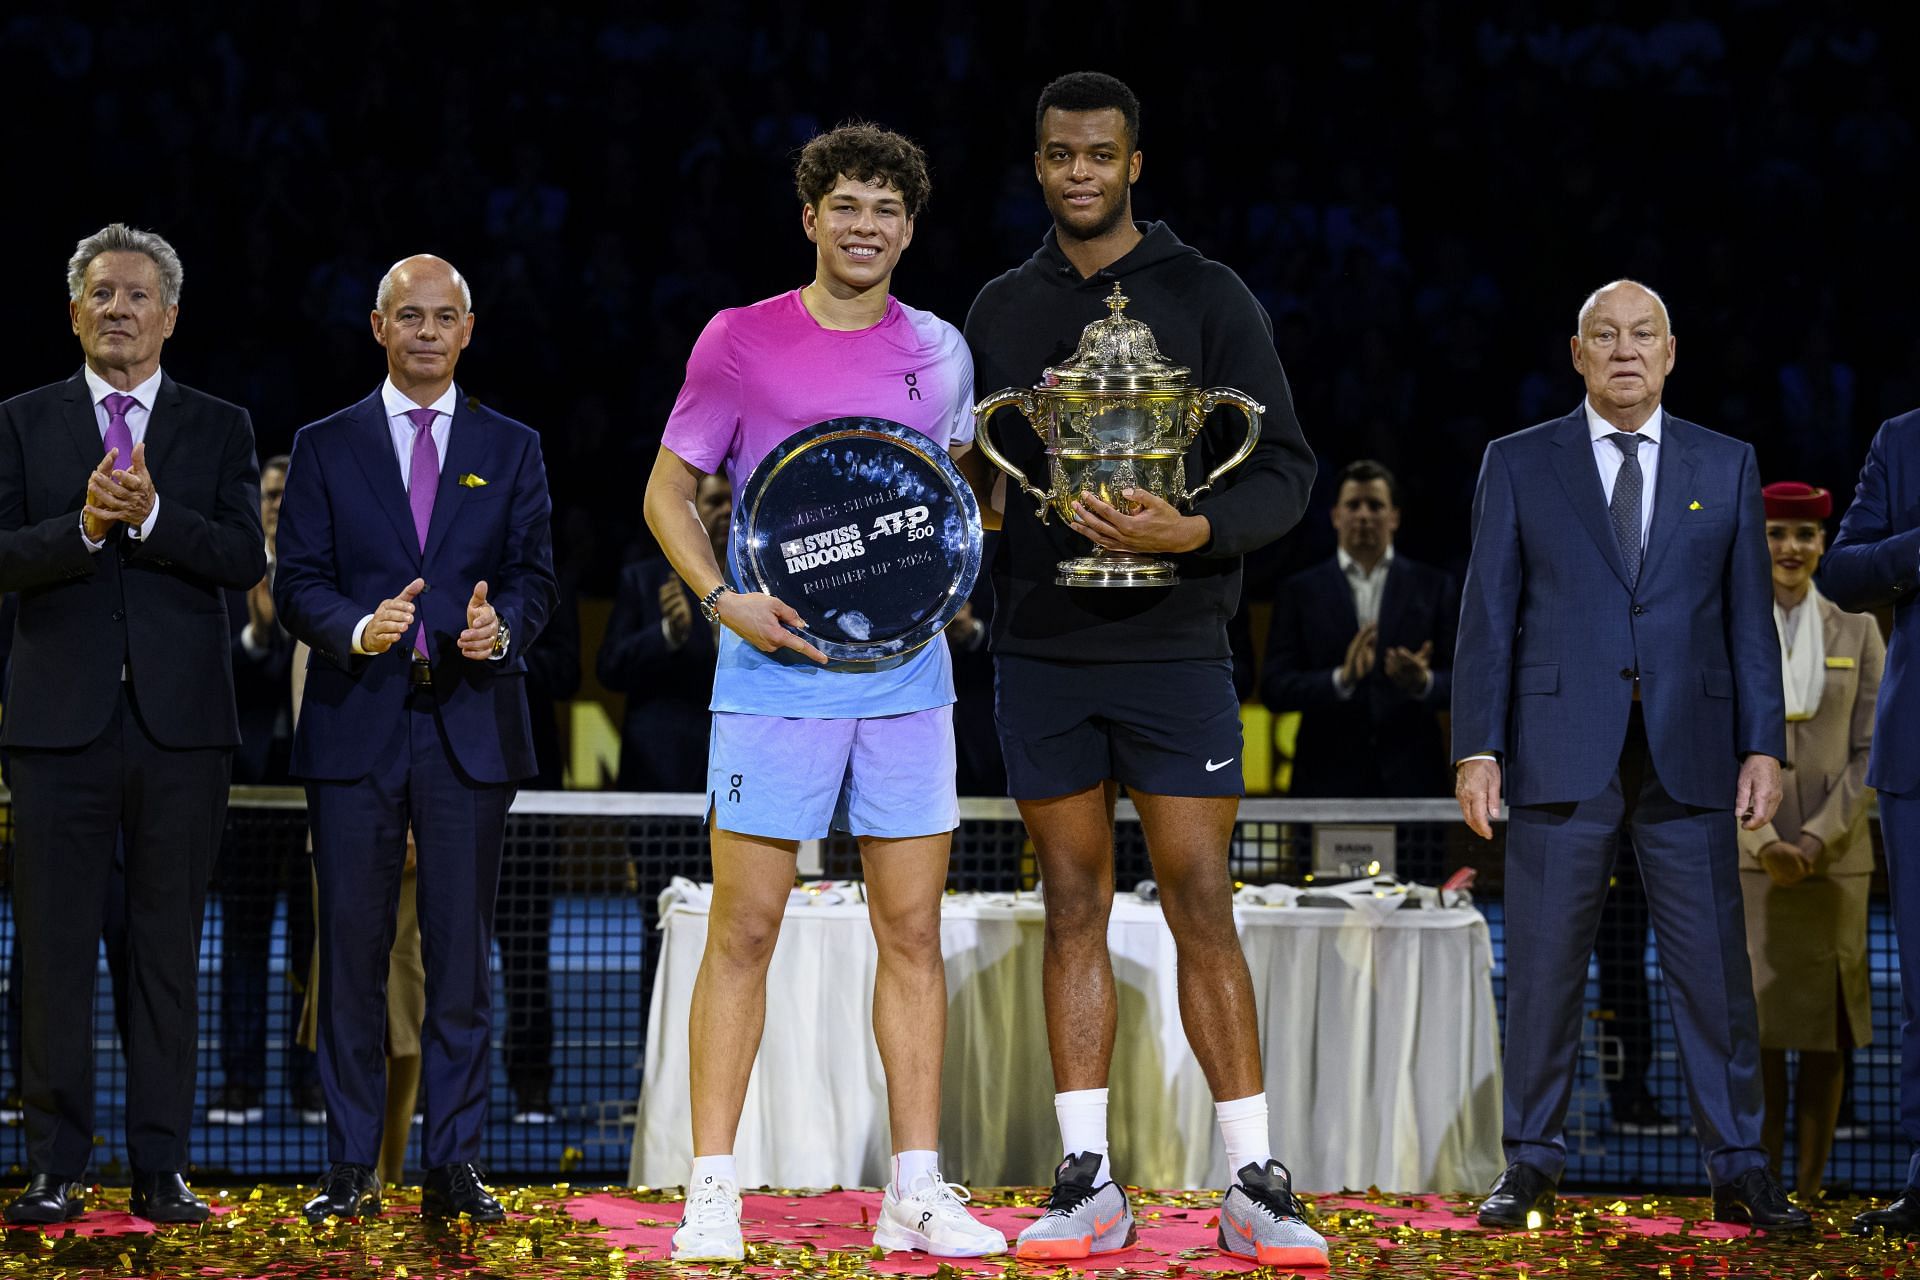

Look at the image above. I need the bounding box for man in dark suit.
[1820,412,1920,1234]
[0,223,265,1224]
[275,254,555,1223]
[1454,279,1804,1230]
[596,472,729,792]
[1262,459,1455,802]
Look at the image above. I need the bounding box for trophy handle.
[1183,388,1266,502]
[972,387,1053,520]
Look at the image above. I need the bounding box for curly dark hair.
[1036,71,1141,153]
[793,122,931,219]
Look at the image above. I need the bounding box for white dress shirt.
[1341,545,1392,628]
[1585,397,1663,551]
[379,377,455,486]
[80,364,164,546]
[350,380,458,655]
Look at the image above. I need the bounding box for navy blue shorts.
[993,654,1244,800]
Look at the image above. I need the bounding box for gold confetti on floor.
[0,1183,1915,1278]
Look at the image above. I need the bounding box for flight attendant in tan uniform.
[1739,480,1886,1199]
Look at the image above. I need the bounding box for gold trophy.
[973,285,1264,587]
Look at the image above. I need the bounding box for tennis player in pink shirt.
[642,122,1004,1262]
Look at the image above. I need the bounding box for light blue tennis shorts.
[706,706,959,841]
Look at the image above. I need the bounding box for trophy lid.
[1042,284,1191,391]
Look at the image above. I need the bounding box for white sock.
[1055,1088,1113,1187]
[891,1148,941,1196]
[690,1153,737,1189]
[1216,1093,1272,1178]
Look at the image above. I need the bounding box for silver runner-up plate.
[730,417,983,665]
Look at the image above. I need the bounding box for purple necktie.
[405,407,439,656]
[102,392,136,465]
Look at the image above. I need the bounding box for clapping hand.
[458,580,499,659]
[1340,624,1378,687]
[1384,641,1433,696]
[364,578,426,655]
[84,442,156,534]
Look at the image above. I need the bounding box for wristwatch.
[491,617,511,659]
[699,582,733,622]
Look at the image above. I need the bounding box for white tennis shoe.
[874,1175,1008,1257]
[671,1174,744,1262]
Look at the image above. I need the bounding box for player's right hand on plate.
[718,590,828,664]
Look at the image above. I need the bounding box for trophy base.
[1056,552,1178,588]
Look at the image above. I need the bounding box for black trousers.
[9,684,229,1177]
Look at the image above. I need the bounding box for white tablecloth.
[631,890,1502,1193]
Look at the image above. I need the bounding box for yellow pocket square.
[1688,500,1704,510]
[458,473,488,488]
[1826,656,1856,669]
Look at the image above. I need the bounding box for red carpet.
[0,1184,1911,1277]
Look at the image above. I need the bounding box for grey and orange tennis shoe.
[1217,1159,1328,1267]
[1016,1152,1137,1260]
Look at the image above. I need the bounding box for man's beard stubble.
[1052,192,1131,244]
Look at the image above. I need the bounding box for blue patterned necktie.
[1607,431,1644,586]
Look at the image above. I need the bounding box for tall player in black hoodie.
[965,74,1324,1267]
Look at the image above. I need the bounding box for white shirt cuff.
[1457,753,1499,765]
[129,495,160,541]
[1331,669,1355,700]
[80,510,105,551]
[1419,670,1434,699]
[351,613,375,655]
[242,622,270,658]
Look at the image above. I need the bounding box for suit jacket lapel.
[61,371,104,473]
[422,396,487,565]
[1548,409,1632,589]
[1639,417,1699,586]
[139,373,187,474]
[344,390,420,556]
[1318,559,1359,639]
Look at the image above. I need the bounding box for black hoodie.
[964,221,1315,663]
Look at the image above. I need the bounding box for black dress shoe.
[1712,1165,1811,1231]
[4,1174,86,1225]
[130,1172,209,1224]
[1477,1162,1557,1228]
[302,1163,381,1224]
[1853,1188,1920,1236]
[421,1162,504,1222]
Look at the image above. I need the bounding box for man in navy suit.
[0,223,264,1224]
[1262,459,1456,803]
[275,254,555,1223]
[1820,414,1920,1235]
[1454,280,1805,1229]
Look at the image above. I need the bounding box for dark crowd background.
[2,0,1915,637]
